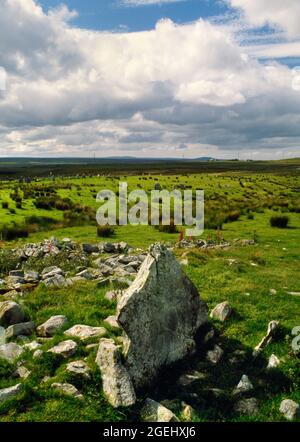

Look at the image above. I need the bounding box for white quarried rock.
[279,399,300,421]
[210,301,233,322]
[0,343,24,363]
[37,315,68,337]
[253,321,280,356]
[233,375,254,395]
[66,360,91,379]
[23,341,42,352]
[117,244,208,389]
[206,345,224,365]
[64,324,107,341]
[103,315,120,330]
[95,338,136,408]
[51,382,83,400]
[0,383,22,403]
[267,354,281,370]
[48,340,77,358]
[140,398,179,422]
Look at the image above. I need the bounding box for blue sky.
[0,0,300,159]
[39,0,229,32]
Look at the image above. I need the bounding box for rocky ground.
[0,237,299,422]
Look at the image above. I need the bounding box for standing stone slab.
[95,338,136,408]
[117,244,208,390]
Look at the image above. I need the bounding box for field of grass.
[0,165,299,422]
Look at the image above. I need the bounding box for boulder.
[0,383,22,404]
[82,244,99,254]
[23,341,42,351]
[0,301,25,327]
[95,338,136,408]
[64,324,106,341]
[279,399,300,421]
[24,271,40,283]
[140,398,179,422]
[14,366,31,379]
[0,343,24,363]
[43,274,70,289]
[48,340,78,358]
[5,321,35,339]
[37,315,68,337]
[41,266,64,279]
[51,382,83,400]
[210,301,233,322]
[117,244,208,389]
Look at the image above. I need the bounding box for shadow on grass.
[129,324,293,422]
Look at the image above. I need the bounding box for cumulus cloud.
[120,0,185,6]
[0,0,299,158]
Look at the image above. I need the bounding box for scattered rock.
[14,366,31,379]
[140,398,179,422]
[23,341,42,351]
[0,383,22,403]
[43,274,71,289]
[33,349,44,359]
[95,338,136,408]
[82,243,99,254]
[5,321,35,339]
[41,266,64,279]
[287,291,300,297]
[234,398,259,416]
[0,343,24,363]
[117,244,208,389]
[206,345,224,364]
[178,371,207,387]
[253,321,280,356]
[64,324,107,341]
[24,271,40,283]
[51,382,83,400]
[279,399,300,421]
[181,402,196,421]
[269,289,277,295]
[37,315,68,337]
[267,354,281,370]
[66,360,91,380]
[0,301,25,327]
[48,340,78,358]
[203,328,215,344]
[233,375,253,395]
[210,301,233,322]
[103,315,120,330]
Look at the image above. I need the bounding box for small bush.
[227,210,241,222]
[247,212,254,220]
[97,225,115,238]
[1,202,9,209]
[270,215,289,228]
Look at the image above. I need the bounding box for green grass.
[0,170,299,422]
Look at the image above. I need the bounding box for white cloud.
[227,0,300,37]
[0,0,299,158]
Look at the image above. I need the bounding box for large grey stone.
[233,375,254,395]
[95,338,136,408]
[37,315,68,337]
[0,301,25,327]
[117,244,208,390]
[140,398,179,422]
[0,383,22,403]
[0,343,24,363]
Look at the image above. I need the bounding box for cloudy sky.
[0,0,300,159]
